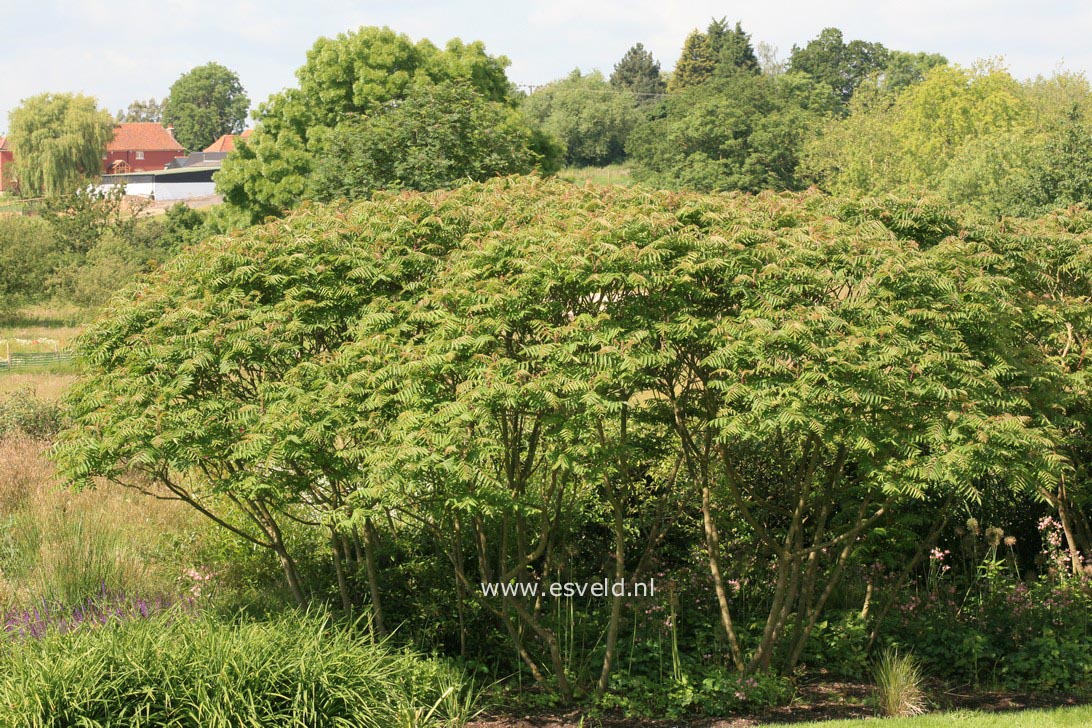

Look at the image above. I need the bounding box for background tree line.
[9,19,1092,224]
[207,16,1092,224]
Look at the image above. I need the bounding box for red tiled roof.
[203,129,254,153]
[0,136,8,151]
[107,123,183,152]
[204,134,235,153]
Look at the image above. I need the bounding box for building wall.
[104,149,181,173]
[155,181,217,200]
[0,150,13,192]
[98,181,155,197]
[98,180,216,200]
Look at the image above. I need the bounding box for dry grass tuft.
[0,436,50,515]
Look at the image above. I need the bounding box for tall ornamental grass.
[874,647,926,717]
[0,610,481,727]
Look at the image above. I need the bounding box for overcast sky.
[2,0,1090,130]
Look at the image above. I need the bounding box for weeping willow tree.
[7,92,115,197]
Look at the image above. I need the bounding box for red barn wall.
[0,149,13,192]
[104,149,181,173]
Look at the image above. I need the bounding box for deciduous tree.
[7,92,114,197]
[628,71,830,191]
[309,81,544,202]
[163,62,249,152]
[117,98,164,123]
[789,28,890,108]
[56,178,1081,694]
[804,63,1031,198]
[216,27,512,222]
[521,70,641,167]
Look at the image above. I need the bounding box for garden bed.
[470,681,1090,726]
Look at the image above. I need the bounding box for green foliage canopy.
[0,217,57,314]
[628,71,832,191]
[669,18,759,93]
[215,27,512,223]
[1021,105,1092,211]
[117,98,164,123]
[7,92,114,197]
[163,62,250,151]
[54,177,1075,683]
[706,18,759,76]
[669,30,717,92]
[309,82,545,202]
[805,63,1031,199]
[789,27,891,107]
[521,70,642,167]
[610,43,666,98]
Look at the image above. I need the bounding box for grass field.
[0,364,201,611]
[0,371,76,400]
[0,303,87,332]
[771,705,1092,727]
[0,305,85,347]
[558,165,633,187]
[0,305,85,375]
[0,328,80,351]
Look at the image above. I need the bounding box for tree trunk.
[254,502,306,607]
[507,595,573,703]
[502,604,546,683]
[272,541,306,607]
[363,517,386,636]
[787,541,853,671]
[596,483,626,698]
[702,483,746,671]
[453,516,468,657]
[331,528,352,613]
[1056,484,1084,575]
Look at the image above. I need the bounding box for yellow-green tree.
[894,63,1028,184]
[669,30,716,92]
[7,92,114,197]
[805,63,1031,197]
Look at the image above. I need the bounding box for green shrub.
[0,610,478,727]
[598,659,792,719]
[886,526,1092,692]
[800,610,871,678]
[0,217,58,315]
[0,390,60,439]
